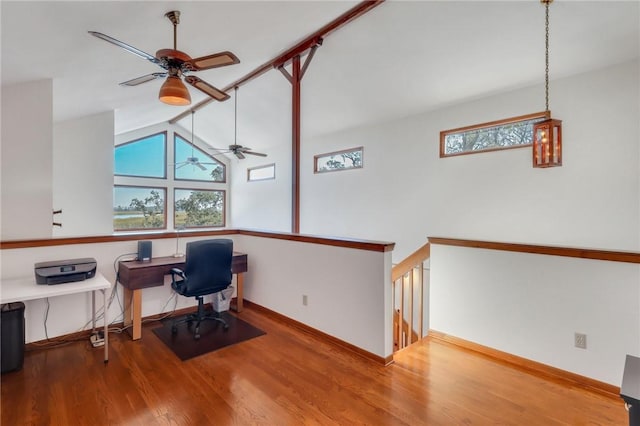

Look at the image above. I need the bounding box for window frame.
[247,163,276,182]
[314,146,364,174]
[113,184,167,232]
[173,132,226,183]
[114,131,167,179]
[439,111,550,158]
[174,187,226,229]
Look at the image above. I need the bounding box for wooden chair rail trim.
[428,330,620,399]
[1,229,394,253]
[428,237,640,264]
[391,242,430,281]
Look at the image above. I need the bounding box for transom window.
[114,132,166,178]
[440,112,549,157]
[247,163,276,181]
[174,133,225,182]
[314,147,363,173]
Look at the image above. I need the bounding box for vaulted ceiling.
[2,1,638,154]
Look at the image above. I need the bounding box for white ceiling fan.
[209,86,267,160]
[174,111,219,170]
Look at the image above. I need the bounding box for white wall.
[1,80,54,240]
[229,71,293,232]
[238,234,393,357]
[53,111,114,237]
[430,244,640,386]
[0,233,393,358]
[300,60,640,259]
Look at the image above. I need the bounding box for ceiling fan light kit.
[533,0,562,168]
[89,10,239,106]
[159,75,191,106]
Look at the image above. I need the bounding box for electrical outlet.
[574,332,587,349]
[302,295,308,306]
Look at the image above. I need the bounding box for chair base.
[171,295,229,340]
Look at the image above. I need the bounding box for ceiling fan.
[175,111,220,171]
[209,87,268,160]
[89,10,239,106]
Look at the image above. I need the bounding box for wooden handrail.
[391,242,430,281]
[0,228,395,253]
[428,237,640,264]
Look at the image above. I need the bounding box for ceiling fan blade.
[119,72,167,86]
[186,51,240,71]
[208,147,232,154]
[88,31,161,65]
[175,163,188,169]
[245,151,268,157]
[235,151,246,160]
[184,76,229,101]
[195,162,207,171]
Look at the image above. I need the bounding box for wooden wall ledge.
[428,237,640,264]
[1,228,395,253]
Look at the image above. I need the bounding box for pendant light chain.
[544,0,550,112]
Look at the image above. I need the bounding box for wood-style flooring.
[1,306,627,425]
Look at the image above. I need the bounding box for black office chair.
[170,239,233,339]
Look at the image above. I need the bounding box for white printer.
[34,258,97,285]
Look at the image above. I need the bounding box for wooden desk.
[118,252,247,340]
[0,273,111,362]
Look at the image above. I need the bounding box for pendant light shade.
[533,0,562,168]
[533,118,562,167]
[159,76,191,106]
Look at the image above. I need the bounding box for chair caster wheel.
[194,333,200,340]
[223,324,229,330]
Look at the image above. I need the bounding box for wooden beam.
[291,56,301,233]
[168,0,385,123]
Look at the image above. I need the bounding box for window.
[114,129,227,233]
[247,163,276,181]
[440,112,549,157]
[174,189,225,228]
[314,147,363,173]
[114,132,166,178]
[174,133,225,182]
[113,186,166,231]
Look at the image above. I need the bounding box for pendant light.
[533,0,562,168]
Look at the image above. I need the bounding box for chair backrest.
[181,239,233,297]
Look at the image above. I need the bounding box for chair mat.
[152,312,266,361]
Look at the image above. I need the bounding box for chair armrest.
[170,268,186,280]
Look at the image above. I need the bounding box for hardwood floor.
[1,306,627,425]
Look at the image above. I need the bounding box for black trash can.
[1,302,25,374]
[621,354,640,426]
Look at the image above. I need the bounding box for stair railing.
[391,242,430,351]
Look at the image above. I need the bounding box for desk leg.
[102,289,109,363]
[231,272,244,313]
[123,287,142,340]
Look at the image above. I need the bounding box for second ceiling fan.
[210,86,267,160]
[89,10,239,106]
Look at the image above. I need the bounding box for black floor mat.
[152,313,266,361]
